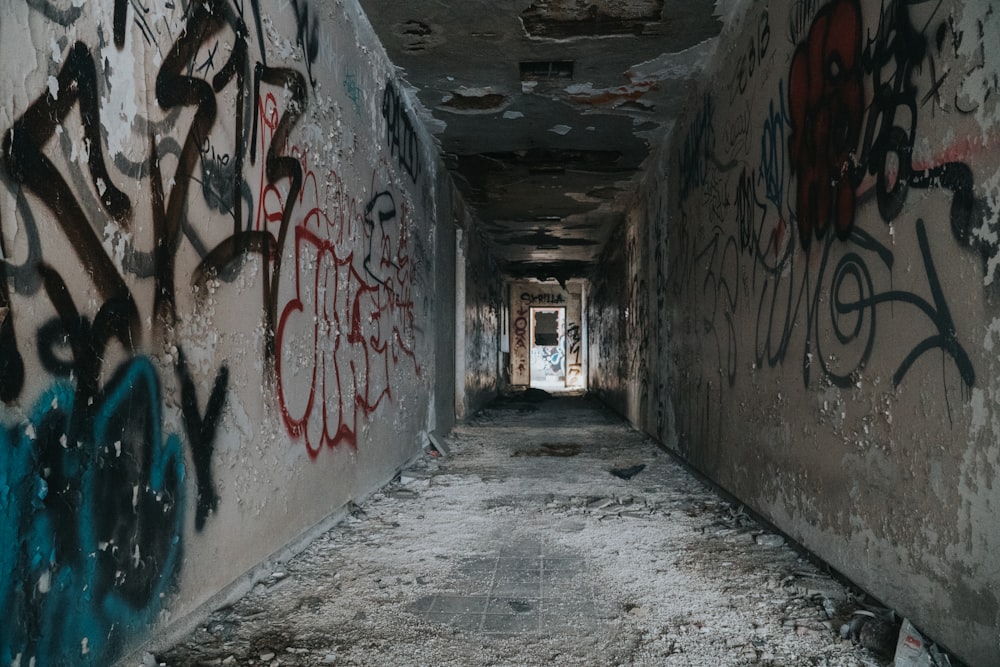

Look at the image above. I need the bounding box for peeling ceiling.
[358,0,724,281]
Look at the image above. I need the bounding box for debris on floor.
[426,432,450,458]
[844,609,899,659]
[522,387,553,401]
[610,463,646,480]
[754,533,786,548]
[891,619,953,667]
[151,395,946,666]
[512,442,583,457]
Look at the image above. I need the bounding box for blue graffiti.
[759,80,790,213]
[344,72,363,115]
[0,357,184,666]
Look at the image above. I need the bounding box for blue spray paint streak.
[0,382,73,666]
[0,357,185,665]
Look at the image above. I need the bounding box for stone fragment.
[754,533,785,548]
[610,464,645,480]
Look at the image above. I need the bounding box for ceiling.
[357,0,724,282]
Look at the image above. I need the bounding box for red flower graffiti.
[787,0,864,249]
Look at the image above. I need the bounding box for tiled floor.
[153,395,887,666]
[408,546,613,636]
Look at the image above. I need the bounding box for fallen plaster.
[153,396,897,666]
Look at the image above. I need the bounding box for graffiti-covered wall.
[509,280,586,389]
[456,220,501,419]
[589,0,1000,663]
[589,213,655,422]
[0,1,491,664]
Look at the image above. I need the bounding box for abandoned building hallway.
[3,0,999,665]
[151,395,884,666]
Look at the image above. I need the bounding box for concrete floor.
[148,395,889,666]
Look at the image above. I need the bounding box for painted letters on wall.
[588,0,1000,663]
[509,281,585,388]
[0,0,439,663]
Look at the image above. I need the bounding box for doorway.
[529,307,566,390]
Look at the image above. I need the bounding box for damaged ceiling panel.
[521,0,666,38]
[358,0,722,281]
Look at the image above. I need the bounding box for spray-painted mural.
[0,0,477,662]
[589,0,1000,663]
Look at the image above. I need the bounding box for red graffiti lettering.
[513,309,529,350]
[274,155,419,458]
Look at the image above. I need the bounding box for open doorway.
[529,307,566,390]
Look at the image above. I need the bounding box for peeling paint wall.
[0,1,489,664]
[589,0,1000,663]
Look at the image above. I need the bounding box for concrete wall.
[455,219,501,419]
[589,0,1000,663]
[432,177,459,437]
[0,1,497,664]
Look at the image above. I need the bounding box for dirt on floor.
[145,394,926,667]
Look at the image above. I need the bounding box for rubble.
[151,395,910,666]
[610,463,646,480]
[754,533,786,548]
